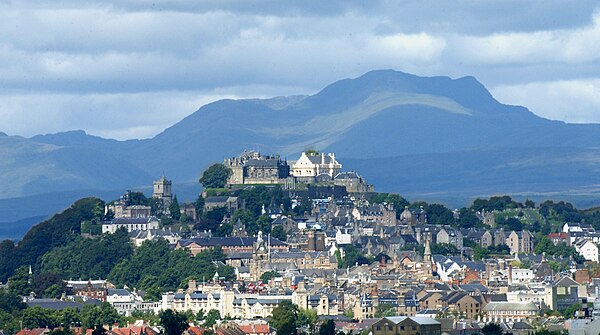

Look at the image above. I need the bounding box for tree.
[199,164,232,189]
[92,325,107,335]
[502,217,523,231]
[271,300,299,335]
[194,195,205,218]
[271,226,287,241]
[1,197,105,283]
[170,195,181,221]
[481,323,503,335]
[231,209,256,234]
[159,309,189,335]
[33,272,65,298]
[49,329,74,335]
[100,302,121,328]
[81,304,102,329]
[59,307,81,327]
[374,303,396,317]
[8,265,32,296]
[430,243,459,256]
[202,309,221,328]
[214,223,233,237]
[341,246,373,268]
[260,271,281,284]
[319,319,335,335]
[426,204,455,225]
[0,287,26,312]
[297,308,317,329]
[22,306,59,329]
[455,208,480,229]
[562,303,582,318]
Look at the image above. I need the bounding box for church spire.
[424,238,432,261]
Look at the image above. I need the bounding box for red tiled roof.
[15,328,49,335]
[187,326,205,335]
[238,324,270,335]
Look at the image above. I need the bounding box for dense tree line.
[41,229,133,280]
[0,198,106,282]
[0,287,121,334]
[108,240,235,301]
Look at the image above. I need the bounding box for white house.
[510,268,535,285]
[335,228,352,245]
[573,239,599,262]
[291,152,342,178]
[101,216,160,234]
[483,302,539,323]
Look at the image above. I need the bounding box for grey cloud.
[1,0,600,139]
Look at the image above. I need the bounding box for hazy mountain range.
[3,69,600,238]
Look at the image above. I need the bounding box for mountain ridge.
[2,69,600,233]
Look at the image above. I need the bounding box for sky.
[1,1,600,140]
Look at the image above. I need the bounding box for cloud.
[491,80,600,124]
[0,91,240,139]
[0,1,599,139]
[452,12,600,65]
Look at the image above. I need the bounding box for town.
[2,150,600,335]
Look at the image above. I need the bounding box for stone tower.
[153,176,172,214]
[422,238,433,278]
[153,176,172,206]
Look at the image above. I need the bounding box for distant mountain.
[3,69,600,234]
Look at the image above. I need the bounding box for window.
[388,326,393,331]
[377,326,381,331]
[401,326,405,330]
[412,326,416,331]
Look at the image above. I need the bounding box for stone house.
[507,230,534,254]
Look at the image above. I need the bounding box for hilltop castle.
[223,151,373,193]
[224,151,290,185]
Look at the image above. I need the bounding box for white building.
[291,152,342,178]
[483,302,539,323]
[101,216,160,234]
[574,239,599,262]
[336,228,352,245]
[510,268,535,285]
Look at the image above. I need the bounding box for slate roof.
[460,283,489,293]
[104,216,159,225]
[553,275,580,287]
[246,158,281,167]
[334,172,360,180]
[205,196,230,203]
[483,302,538,311]
[383,317,440,325]
[107,289,131,296]
[179,237,287,248]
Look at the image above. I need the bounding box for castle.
[224,151,290,185]
[223,150,373,193]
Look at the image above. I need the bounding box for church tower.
[422,238,433,278]
[250,232,269,281]
[153,176,172,213]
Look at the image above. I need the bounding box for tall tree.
[159,310,189,335]
[194,195,205,218]
[481,323,503,335]
[199,164,232,189]
[319,319,335,335]
[271,300,299,335]
[170,195,181,221]
[202,309,221,328]
[8,265,32,296]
